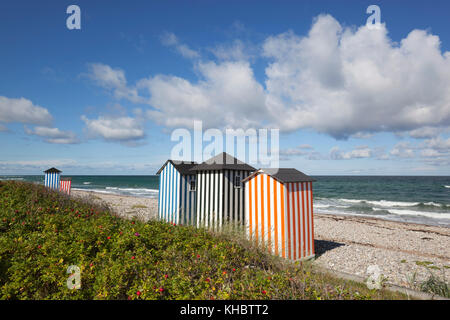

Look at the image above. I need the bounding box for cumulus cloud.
[210,39,255,61]
[262,15,450,138]
[24,126,79,144]
[140,60,267,129]
[160,32,200,59]
[86,63,143,103]
[387,135,450,166]
[422,136,450,151]
[279,144,314,157]
[280,144,378,161]
[330,145,373,160]
[0,96,52,126]
[419,136,450,166]
[390,141,416,158]
[87,15,450,142]
[81,115,145,143]
[408,127,445,139]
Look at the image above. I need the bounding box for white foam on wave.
[73,187,159,198]
[387,209,450,220]
[314,203,330,208]
[83,182,91,185]
[423,201,445,207]
[105,187,158,193]
[445,185,450,189]
[338,198,420,207]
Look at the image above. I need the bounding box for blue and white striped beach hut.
[156,160,198,225]
[44,167,61,190]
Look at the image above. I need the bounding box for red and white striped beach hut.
[59,177,72,195]
[243,168,316,261]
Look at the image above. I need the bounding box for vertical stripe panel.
[310,181,315,255]
[301,182,306,258]
[305,181,311,256]
[219,172,223,230]
[295,182,301,259]
[267,174,272,253]
[273,178,278,256]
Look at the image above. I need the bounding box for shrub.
[0,181,406,300]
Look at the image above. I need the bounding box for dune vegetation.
[0,181,407,300]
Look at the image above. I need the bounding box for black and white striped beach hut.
[189,153,256,230]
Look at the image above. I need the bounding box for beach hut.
[60,177,72,195]
[189,152,256,230]
[156,160,198,225]
[243,168,316,261]
[44,167,61,190]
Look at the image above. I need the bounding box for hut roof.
[190,152,256,172]
[156,160,198,175]
[243,168,315,183]
[44,167,62,173]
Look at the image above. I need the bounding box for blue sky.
[1,0,449,175]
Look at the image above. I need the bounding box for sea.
[1,175,449,228]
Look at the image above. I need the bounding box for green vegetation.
[410,261,449,298]
[0,181,407,300]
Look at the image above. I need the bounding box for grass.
[409,261,449,298]
[0,181,409,300]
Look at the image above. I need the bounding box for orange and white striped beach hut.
[243,168,316,261]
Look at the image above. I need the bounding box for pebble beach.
[72,189,450,290]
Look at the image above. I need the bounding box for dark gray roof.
[190,152,256,172]
[243,168,315,183]
[44,167,62,173]
[156,160,197,175]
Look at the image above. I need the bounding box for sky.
[1,0,449,176]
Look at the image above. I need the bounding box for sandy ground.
[72,190,449,289]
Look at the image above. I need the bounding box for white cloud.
[0,96,52,126]
[262,15,450,138]
[351,132,374,139]
[279,144,314,157]
[81,115,145,142]
[86,63,143,103]
[210,39,254,61]
[140,60,267,129]
[0,159,78,167]
[160,32,200,59]
[87,15,450,142]
[423,136,450,151]
[420,148,441,157]
[408,127,445,139]
[279,148,309,156]
[390,142,416,158]
[24,126,79,144]
[330,145,373,160]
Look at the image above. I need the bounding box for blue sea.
[1,175,449,227]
